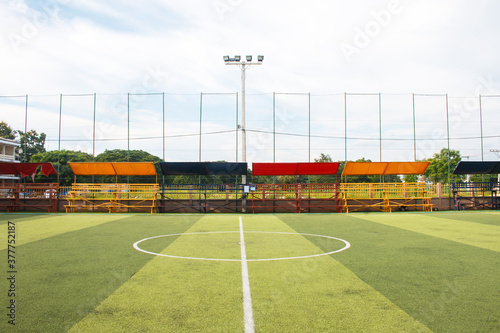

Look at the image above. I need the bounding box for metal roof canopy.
[0,162,57,177]
[452,161,500,175]
[159,162,248,176]
[68,162,157,176]
[342,162,430,176]
[252,162,340,176]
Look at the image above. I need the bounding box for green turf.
[1,212,499,332]
[0,214,129,250]
[0,213,48,224]
[357,212,500,252]
[1,214,202,332]
[432,211,500,226]
[70,216,244,332]
[279,212,500,332]
[243,215,430,332]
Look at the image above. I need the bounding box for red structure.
[252,162,340,176]
[0,162,59,212]
[249,162,341,213]
[0,162,57,178]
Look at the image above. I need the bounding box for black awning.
[452,161,500,175]
[159,162,247,176]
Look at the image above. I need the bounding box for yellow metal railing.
[340,182,432,213]
[340,182,427,199]
[65,183,158,213]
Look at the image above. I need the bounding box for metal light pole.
[224,55,264,185]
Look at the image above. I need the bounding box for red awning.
[252,162,340,176]
[0,162,58,178]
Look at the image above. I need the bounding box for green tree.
[0,121,16,139]
[424,148,462,184]
[30,150,93,185]
[94,149,161,163]
[18,130,46,162]
[403,174,419,183]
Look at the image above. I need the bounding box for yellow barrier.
[340,183,433,213]
[65,183,158,213]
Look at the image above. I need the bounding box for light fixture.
[234,55,241,62]
[246,55,252,62]
[223,55,230,62]
[258,55,264,62]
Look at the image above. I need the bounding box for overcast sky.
[2,0,500,94]
[1,0,499,162]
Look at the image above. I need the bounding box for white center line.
[239,216,255,333]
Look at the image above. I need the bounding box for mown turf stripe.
[432,211,500,226]
[69,215,244,333]
[354,212,500,252]
[279,213,500,333]
[0,214,200,333]
[0,213,128,250]
[0,213,48,225]
[241,215,431,332]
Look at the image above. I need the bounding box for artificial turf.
[0,212,498,332]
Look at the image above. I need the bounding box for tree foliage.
[424,148,462,184]
[0,121,16,140]
[18,130,46,162]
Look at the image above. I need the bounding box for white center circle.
[133,231,350,261]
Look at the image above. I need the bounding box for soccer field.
[1,212,499,332]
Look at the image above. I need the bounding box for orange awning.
[384,162,430,175]
[342,162,430,176]
[68,162,157,176]
[342,162,389,176]
[112,162,156,176]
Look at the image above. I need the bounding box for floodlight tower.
[224,55,264,184]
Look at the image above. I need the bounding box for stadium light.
[223,54,264,186]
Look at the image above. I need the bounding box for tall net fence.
[1,92,499,164]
